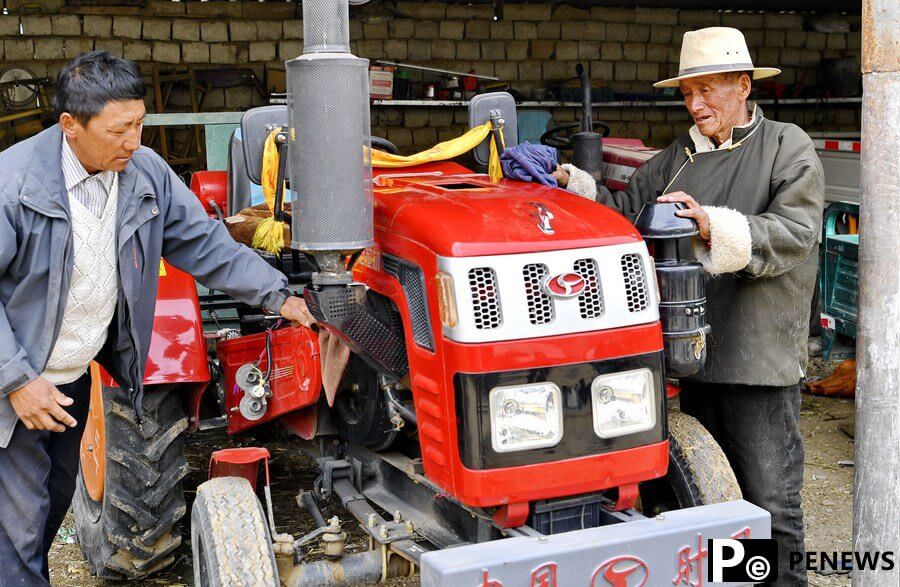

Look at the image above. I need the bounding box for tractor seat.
[227,105,295,216]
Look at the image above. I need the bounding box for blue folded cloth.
[500,142,559,187]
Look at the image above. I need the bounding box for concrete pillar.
[853,1,900,585]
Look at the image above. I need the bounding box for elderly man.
[0,51,314,584]
[555,28,823,586]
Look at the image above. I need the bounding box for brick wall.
[1,1,861,151]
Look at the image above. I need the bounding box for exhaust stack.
[286,0,373,284]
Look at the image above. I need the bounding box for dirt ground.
[49,357,854,587]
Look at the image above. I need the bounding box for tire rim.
[80,363,107,502]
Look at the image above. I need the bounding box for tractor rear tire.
[73,384,189,580]
[191,476,279,587]
[638,411,742,516]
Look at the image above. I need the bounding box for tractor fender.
[92,260,210,390]
[146,260,211,386]
[190,170,228,218]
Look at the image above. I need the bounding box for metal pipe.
[577,63,592,133]
[283,549,411,587]
[300,491,327,529]
[384,386,417,426]
[853,2,900,585]
[375,60,499,81]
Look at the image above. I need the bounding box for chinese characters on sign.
[476,527,752,587]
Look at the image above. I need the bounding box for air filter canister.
[286,53,373,252]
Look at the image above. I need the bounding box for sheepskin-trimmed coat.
[566,106,824,386]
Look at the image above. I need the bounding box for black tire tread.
[74,384,189,580]
[191,477,279,586]
[668,411,742,504]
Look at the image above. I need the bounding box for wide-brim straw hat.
[654,27,781,88]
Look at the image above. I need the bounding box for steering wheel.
[540,121,611,150]
[371,136,399,155]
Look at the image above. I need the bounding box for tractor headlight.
[489,382,563,453]
[590,368,656,438]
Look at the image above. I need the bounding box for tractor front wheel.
[638,411,742,515]
[191,476,279,586]
[73,372,189,579]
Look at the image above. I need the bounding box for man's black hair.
[53,51,146,124]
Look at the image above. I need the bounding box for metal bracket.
[313,457,367,500]
[314,458,352,500]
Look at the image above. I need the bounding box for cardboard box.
[369,66,394,100]
[601,139,660,192]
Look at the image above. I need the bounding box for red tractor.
[73,2,769,585]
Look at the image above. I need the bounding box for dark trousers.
[680,382,807,587]
[0,373,91,587]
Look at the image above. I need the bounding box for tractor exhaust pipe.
[286,1,407,375]
[570,63,604,182]
[286,0,373,285]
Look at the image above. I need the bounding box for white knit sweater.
[44,180,119,385]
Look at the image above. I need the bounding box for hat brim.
[653,66,781,88]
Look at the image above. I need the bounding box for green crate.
[819,202,859,358]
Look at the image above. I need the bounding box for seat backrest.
[224,105,292,215]
[468,92,519,167]
[226,128,253,215]
[240,105,289,185]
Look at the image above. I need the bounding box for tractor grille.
[621,253,650,312]
[383,255,434,351]
[574,258,604,319]
[523,263,555,325]
[439,244,657,343]
[469,267,503,330]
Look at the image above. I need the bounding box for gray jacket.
[0,126,288,447]
[593,108,824,386]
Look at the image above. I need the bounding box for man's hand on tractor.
[658,191,711,240]
[8,377,77,432]
[280,295,317,328]
[551,164,570,187]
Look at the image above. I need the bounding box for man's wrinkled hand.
[657,191,711,240]
[551,164,570,187]
[8,377,77,432]
[280,295,316,328]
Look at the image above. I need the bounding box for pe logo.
[708,539,778,583]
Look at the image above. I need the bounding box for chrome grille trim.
[437,243,658,343]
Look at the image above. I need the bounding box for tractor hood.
[373,163,642,257]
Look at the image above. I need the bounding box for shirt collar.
[689,102,759,153]
[61,136,116,193]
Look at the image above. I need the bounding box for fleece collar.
[689,102,761,153]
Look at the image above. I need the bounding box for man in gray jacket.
[555,28,823,585]
[0,52,313,584]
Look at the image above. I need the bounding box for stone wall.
[0,1,861,151]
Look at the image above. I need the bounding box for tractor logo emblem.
[530,203,555,234]
[541,272,586,299]
[591,555,649,587]
[531,562,558,587]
